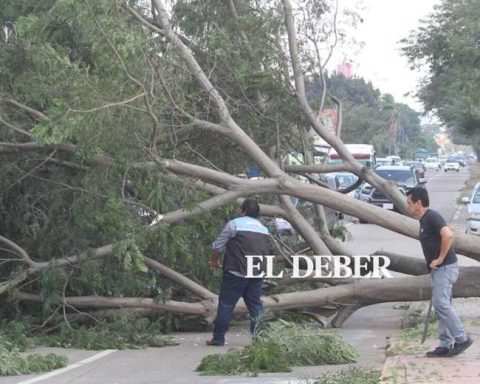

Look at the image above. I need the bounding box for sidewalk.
[381,298,480,383]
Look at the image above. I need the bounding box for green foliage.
[308,73,432,158]
[402,0,480,146]
[39,268,65,314]
[0,327,67,376]
[114,238,148,273]
[314,367,381,384]
[0,348,67,376]
[329,223,351,242]
[0,320,35,351]
[0,321,35,352]
[40,316,178,350]
[197,322,358,375]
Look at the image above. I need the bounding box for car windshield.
[447,158,458,163]
[335,174,358,188]
[473,191,480,204]
[376,169,414,186]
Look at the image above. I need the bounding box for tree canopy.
[402,0,480,151]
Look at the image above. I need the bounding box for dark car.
[405,161,426,179]
[359,165,426,213]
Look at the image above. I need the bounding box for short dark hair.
[242,199,260,218]
[407,187,429,207]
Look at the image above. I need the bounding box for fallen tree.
[0,0,479,329]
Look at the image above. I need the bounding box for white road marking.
[16,349,117,384]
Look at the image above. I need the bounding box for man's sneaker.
[426,346,451,357]
[206,339,224,346]
[448,335,473,357]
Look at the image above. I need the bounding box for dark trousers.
[212,272,263,343]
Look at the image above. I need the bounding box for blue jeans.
[212,272,264,344]
[431,262,466,348]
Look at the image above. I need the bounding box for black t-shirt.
[419,209,457,268]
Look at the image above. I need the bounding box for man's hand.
[209,258,220,269]
[430,258,443,270]
[209,251,221,269]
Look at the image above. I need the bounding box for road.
[2,165,476,384]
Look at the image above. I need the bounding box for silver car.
[466,183,480,235]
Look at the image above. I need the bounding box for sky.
[330,0,441,113]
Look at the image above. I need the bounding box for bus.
[327,144,376,167]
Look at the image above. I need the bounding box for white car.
[424,157,441,171]
[274,218,295,236]
[444,158,460,172]
[466,183,480,235]
[386,155,403,166]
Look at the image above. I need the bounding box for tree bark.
[15,267,480,319]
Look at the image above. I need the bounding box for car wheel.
[457,169,459,172]
[444,169,447,172]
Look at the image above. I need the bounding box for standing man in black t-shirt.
[406,187,472,357]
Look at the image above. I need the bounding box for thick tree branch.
[14,268,480,317]
[0,113,33,138]
[14,292,213,316]
[144,257,215,300]
[0,235,40,267]
[2,98,49,121]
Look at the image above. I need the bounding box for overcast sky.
[331,0,441,112]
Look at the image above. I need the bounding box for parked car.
[405,161,426,178]
[274,217,296,236]
[444,158,460,172]
[358,165,426,213]
[328,172,359,199]
[447,156,466,167]
[466,182,480,235]
[424,157,441,171]
[386,155,403,166]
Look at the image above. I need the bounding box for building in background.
[336,59,354,78]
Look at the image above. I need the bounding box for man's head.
[241,199,260,218]
[406,187,429,219]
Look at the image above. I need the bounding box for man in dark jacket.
[207,199,271,346]
[406,187,472,357]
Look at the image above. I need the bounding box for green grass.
[314,367,381,384]
[386,321,437,356]
[197,322,358,375]
[396,321,436,342]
